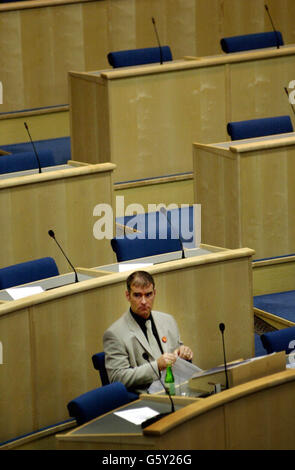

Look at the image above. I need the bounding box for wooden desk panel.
[70,45,295,183]
[56,370,295,450]
[193,133,295,260]
[0,247,254,443]
[0,162,116,271]
[69,63,228,182]
[3,0,295,113]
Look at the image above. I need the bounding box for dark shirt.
[130,309,164,354]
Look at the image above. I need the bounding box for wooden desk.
[0,246,254,443]
[0,161,116,271]
[56,369,295,450]
[253,254,295,296]
[193,133,295,260]
[69,45,295,183]
[1,0,295,113]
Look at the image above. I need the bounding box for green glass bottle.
[164,362,175,396]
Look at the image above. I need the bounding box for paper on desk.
[118,263,153,273]
[114,406,159,425]
[6,286,44,300]
[148,357,203,394]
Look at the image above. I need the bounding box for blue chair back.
[227,115,293,141]
[0,150,55,174]
[220,31,284,53]
[260,326,295,354]
[111,237,182,262]
[92,352,109,386]
[0,257,59,290]
[67,383,138,425]
[107,46,172,68]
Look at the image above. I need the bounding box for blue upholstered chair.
[111,237,182,262]
[92,352,110,386]
[260,326,295,354]
[220,31,284,53]
[0,257,59,290]
[0,150,55,174]
[67,383,138,425]
[107,46,172,68]
[227,115,293,141]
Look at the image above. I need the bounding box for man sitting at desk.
[103,270,193,394]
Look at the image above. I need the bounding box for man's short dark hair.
[126,271,155,292]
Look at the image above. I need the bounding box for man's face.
[126,282,156,320]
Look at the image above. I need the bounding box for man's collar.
[130,308,152,326]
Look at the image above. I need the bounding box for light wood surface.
[1,0,295,113]
[0,162,116,271]
[69,44,295,183]
[253,255,295,296]
[143,369,295,450]
[0,246,254,443]
[253,253,295,329]
[193,133,295,260]
[0,109,70,146]
[56,368,295,450]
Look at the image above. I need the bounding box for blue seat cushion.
[119,206,194,244]
[221,31,283,53]
[255,334,268,357]
[0,150,55,174]
[260,326,295,354]
[1,137,70,166]
[227,115,293,140]
[108,46,172,68]
[67,383,138,425]
[0,257,59,290]
[111,237,182,262]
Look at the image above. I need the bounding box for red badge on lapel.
[162,336,167,343]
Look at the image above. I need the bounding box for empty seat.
[0,150,55,174]
[107,46,172,68]
[111,237,182,262]
[67,383,138,425]
[227,115,293,141]
[260,326,295,354]
[0,257,59,290]
[220,31,284,53]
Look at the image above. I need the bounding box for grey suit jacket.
[103,310,183,394]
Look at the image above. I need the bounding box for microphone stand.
[151,17,163,65]
[48,229,78,283]
[219,323,229,390]
[160,207,185,259]
[264,4,280,49]
[24,122,42,174]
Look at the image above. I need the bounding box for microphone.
[151,17,163,65]
[24,122,42,173]
[48,229,78,283]
[219,323,229,390]
[264,4,280,49]
[160,207,185,259]
[284,86,295,119]
[141,352,175,429]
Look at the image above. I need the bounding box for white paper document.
[6,286,44,300]
[114,406,159,425]
[118,263,153,273]
[148,357,203,394]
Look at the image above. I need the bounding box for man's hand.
[174,345,193,362]
[157,352,177,371]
